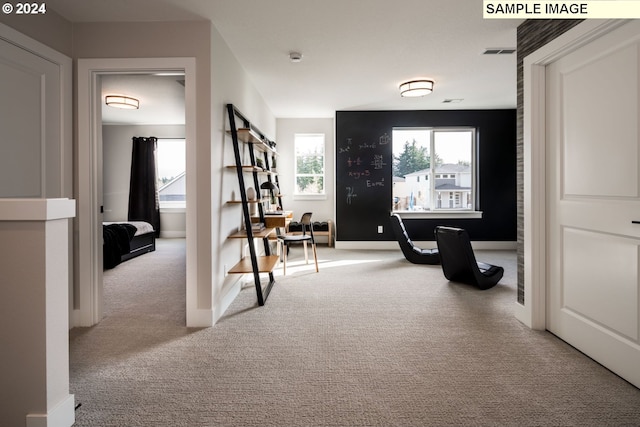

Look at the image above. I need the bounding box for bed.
[103,221,156,269]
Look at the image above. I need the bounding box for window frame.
[392,127,481,218]
[293,133,326,200]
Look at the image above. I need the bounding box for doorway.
[76,58,196,328]
[101,73,186,317]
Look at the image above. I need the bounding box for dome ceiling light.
[105,95,140,109]
[399,79,434,97]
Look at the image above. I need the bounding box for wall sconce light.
[399,80,434,97]
[105,95,140,109]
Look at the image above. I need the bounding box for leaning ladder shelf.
[225,103,279,306]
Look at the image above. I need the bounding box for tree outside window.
[294,134,325,196]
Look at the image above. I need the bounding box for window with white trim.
[156,138,186,208]
[392,128,476,212]
[294,133,325,197]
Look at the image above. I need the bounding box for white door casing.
[76,58,196,327]
[546,20,640,389]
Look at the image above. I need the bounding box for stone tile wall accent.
[516,20,583,304]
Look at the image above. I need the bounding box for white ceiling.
[101,74,185,125]
[49,0,521,121]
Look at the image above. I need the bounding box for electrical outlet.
[378,225,383,233]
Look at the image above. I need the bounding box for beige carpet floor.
[69,239,640,426]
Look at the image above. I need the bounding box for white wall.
[0,11,276,425]
[73,21,215,326]
[0,9,72,57]
[211,24,277,320]
[276,118,335,239]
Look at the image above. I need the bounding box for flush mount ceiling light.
[399,79,434,97]
[105,95,139,109]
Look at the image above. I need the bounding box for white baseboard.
[513,301,530,328]
[159,231,186,238]
[69,309,80,329]
[186,276,243,327]
[215,279,242,324]
[335,241,517,251]
[26,394,75,427]
[186,308,213,328]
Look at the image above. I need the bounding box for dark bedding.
[103,223,137,269]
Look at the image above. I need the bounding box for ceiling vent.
[483,48,516,55]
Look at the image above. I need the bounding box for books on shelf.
[251,222,265,231]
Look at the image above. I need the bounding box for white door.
[547,20,640,388]
[0,37,61,198]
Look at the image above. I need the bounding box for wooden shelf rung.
[228,255,279,274]
[226,128,262,144]
[228,228,275,239]
[224,165,275,175]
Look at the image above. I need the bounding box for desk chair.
[434,226,503,290]
[277,212,319,275]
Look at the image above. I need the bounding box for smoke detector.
[289,52,303,63]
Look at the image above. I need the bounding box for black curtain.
[128,136,160,236]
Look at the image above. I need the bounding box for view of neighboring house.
[158,171,186,202]
[394,163,471,211]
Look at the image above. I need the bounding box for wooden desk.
[252,211,293,228]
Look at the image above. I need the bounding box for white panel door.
[0,37,60,198]
[547,20,640,388]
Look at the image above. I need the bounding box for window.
[156,138,186,208]
[294,133,325,198]
[392,128,476,213]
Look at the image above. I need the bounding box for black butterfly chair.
[434,226,503,290]
[277,212,319,276]
[389,214,440,265]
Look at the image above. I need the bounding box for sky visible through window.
[392,129,471,166]
[156,138,185,182]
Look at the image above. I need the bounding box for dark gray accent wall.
[336,109,517,243]
[516,20,584,304]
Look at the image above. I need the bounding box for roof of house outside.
[159,171,186,194]
[436,183,471,191]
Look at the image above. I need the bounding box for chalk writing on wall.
[346,187,358,205]
[338,134,390,210]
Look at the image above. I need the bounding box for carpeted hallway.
[69,239,640,426]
